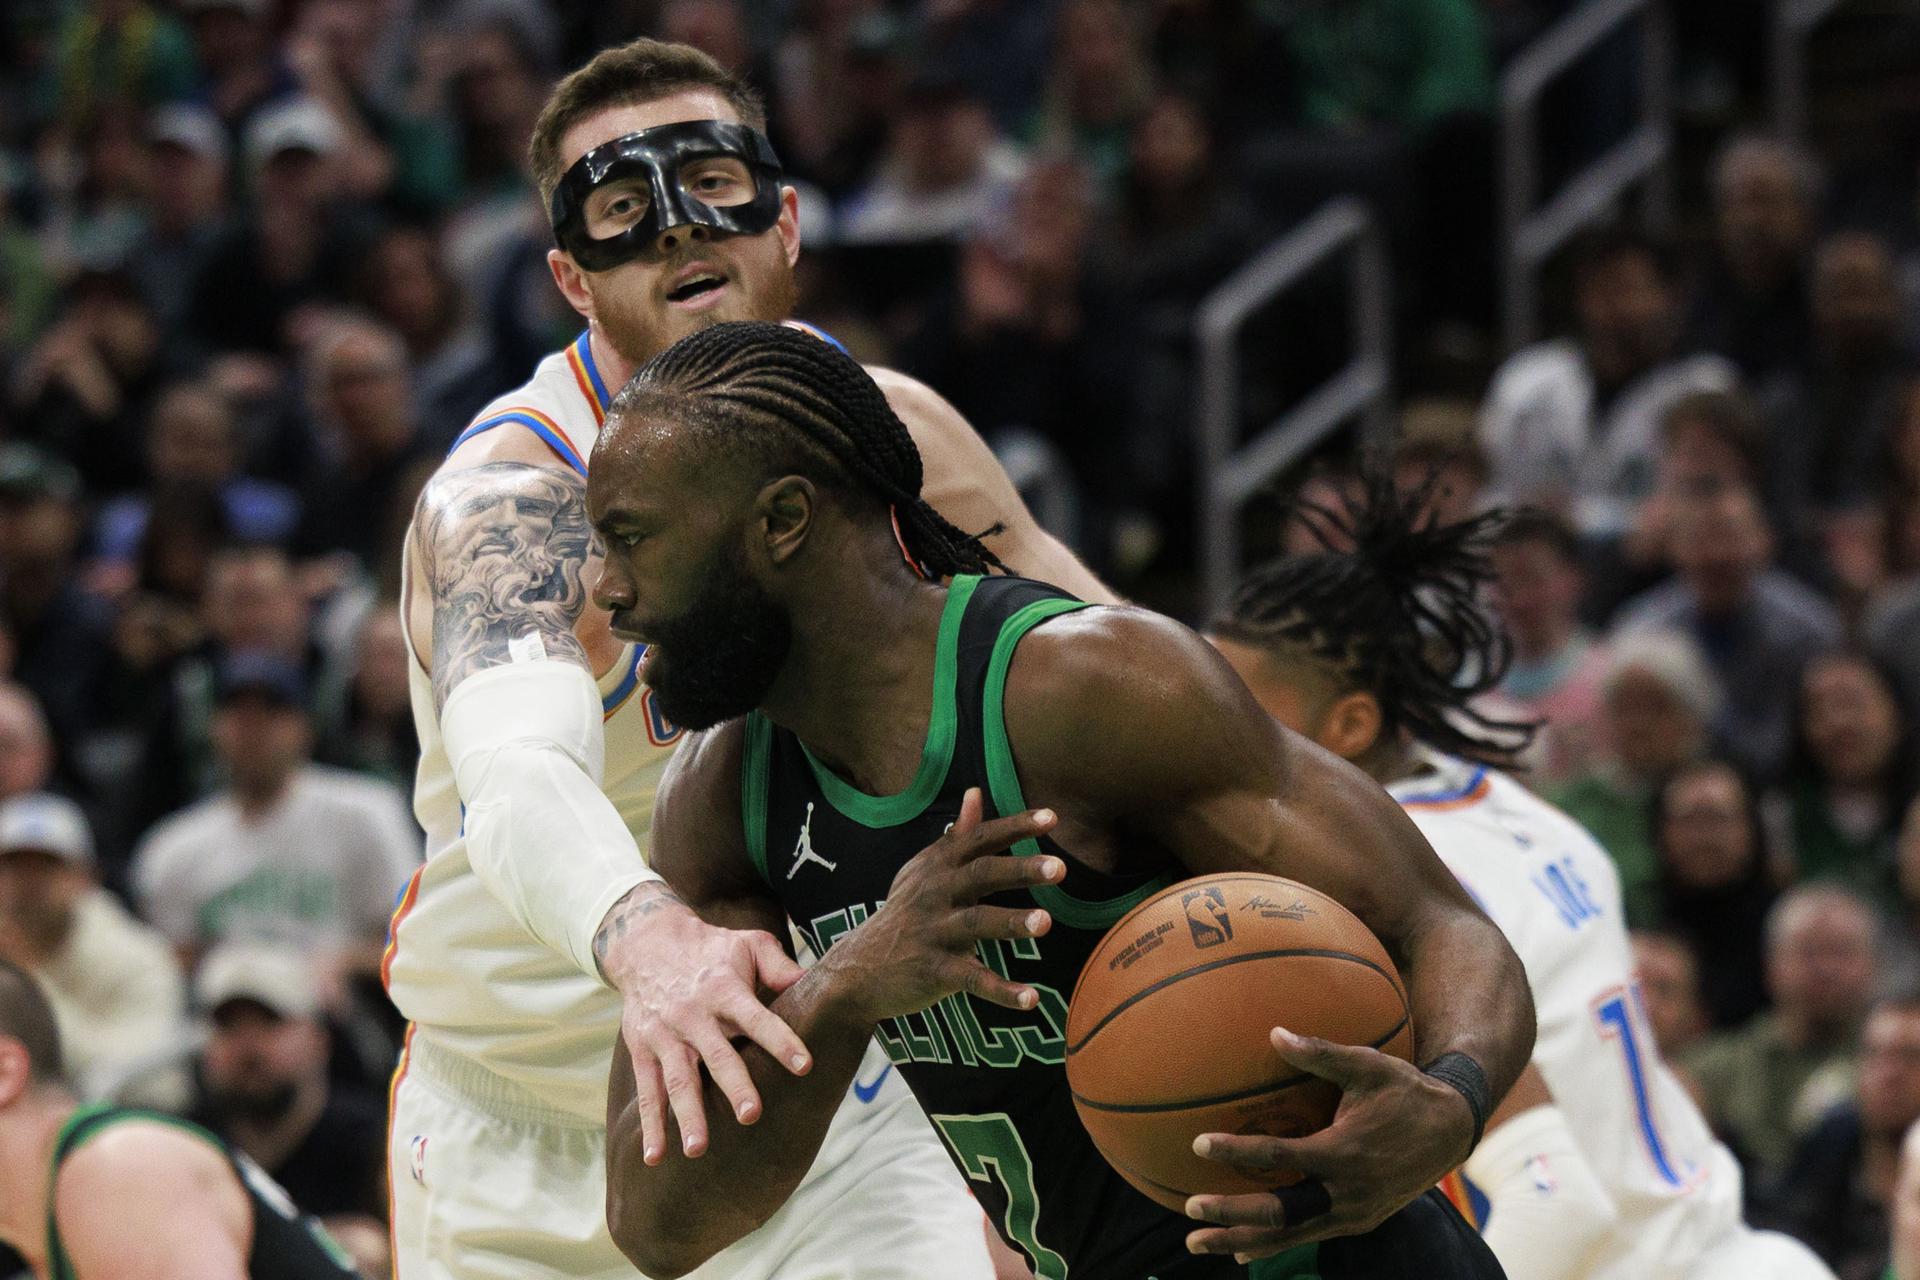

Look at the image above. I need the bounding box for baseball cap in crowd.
[0,793,94,865]
[195,944,320,1021]
[0,443,81,505]
[215,650,309,708]
[150,104,230,167]
[244,98,342,172]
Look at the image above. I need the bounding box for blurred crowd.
[2,0,1920,1277]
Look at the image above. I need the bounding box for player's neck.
[0,1092,72,1267]
[761,554,946,787]
[591,327,638,396]
[1360,737,1423,790]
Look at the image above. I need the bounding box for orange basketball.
[1065,873,1414,1212]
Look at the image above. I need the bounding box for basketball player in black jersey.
[587,322,1533,1280]
[0,961,364,1280]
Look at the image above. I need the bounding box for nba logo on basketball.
[1181,888,1233,948]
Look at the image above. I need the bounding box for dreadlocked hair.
[614,321,1005,579]
[1211,467,1537,768]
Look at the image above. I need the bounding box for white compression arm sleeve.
[440,660,663,982]
[1463,1103,1618,1280]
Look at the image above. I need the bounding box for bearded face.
[636,538,792,732]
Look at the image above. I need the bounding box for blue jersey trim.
[602,646,643,713]
[789,320,849,355]
[1396,766,1488,808]
[573,331,612,411]
[447,413,588,476]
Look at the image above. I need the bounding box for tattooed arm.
[414,460,810,1154]
[416,461,595,712]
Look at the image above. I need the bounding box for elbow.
[606,1188,715,1280]
[607,1167,773,1280]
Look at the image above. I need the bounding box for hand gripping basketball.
[818,788,1066,1023]
[1183,1028,1478,1261]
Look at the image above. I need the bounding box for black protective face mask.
[549,120,784,273]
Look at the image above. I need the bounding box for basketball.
[1065,873,1415,1212]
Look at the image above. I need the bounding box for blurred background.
[2,1,1920,1277]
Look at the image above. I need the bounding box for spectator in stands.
[1686,135,1819,383]
[0,447,113,751]
[126,543,344,833]
[0,687,54,804]
[1867,390,1920,718]
[9,265,168,496]
[1687,885,1879,1186]
[177,0,295,137]
[353,225,511,447]
[39,0,197,130]
[189,944,386,1227]
[0,793,185,1106]
[282,0,457,212]
[1773,651,1914,912]
[131,106,230,332]
[837,68,1027,245]
[917,0,1056,137]
[442,11,552,209]
[1095,90,1259,316]
[1650,758,1778,1030]
[91,382,299,578]
[1272,0,1494,136]
[1614,483,1841,781]
[186,97,371,358]
[292,318,433,575]
[1489,509,1609,786]
[1028,0,1153,190]
[1479,227,1737,545]
[1633,929,1713,1061]
[130,651,418,977]
[898,157,1141,563]
[1550,628,1721,926]
[340,608,416,791]
[1763,231,1915,525]
[1767,993,1920,1277]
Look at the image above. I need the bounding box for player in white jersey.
[387,36,1106,1280]
[1206,470,1832,1280]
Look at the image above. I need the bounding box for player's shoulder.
[1000,600,1273,778]
[56,1112,231,1203]
[1004,601,1222,708]
[439,343,595,475]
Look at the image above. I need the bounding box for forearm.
[443,661,661,979]
[1400,904,1534,1109]
[606,967,876,1276]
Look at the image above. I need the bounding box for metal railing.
[1771,0,1847,139]
[1194,198,1391,611]
[1500,0,1674,350]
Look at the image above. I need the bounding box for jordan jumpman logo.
[786,803,838,879]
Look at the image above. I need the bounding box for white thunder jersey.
[1392,750,1748,1280]
[388,332,679,1119]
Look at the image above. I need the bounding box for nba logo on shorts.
[410,1134,429,1185]
[1181,888,1233,949]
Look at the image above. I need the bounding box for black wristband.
[1421,1051,1491,1151]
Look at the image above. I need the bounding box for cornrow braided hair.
[613,321,1006,579]
[1211,468,1538,768]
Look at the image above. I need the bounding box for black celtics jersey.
[742,573,1223,1279]
[45,1104,363,1280]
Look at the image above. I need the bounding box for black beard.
[642,544,792,732]
[205,1080,299,1125]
